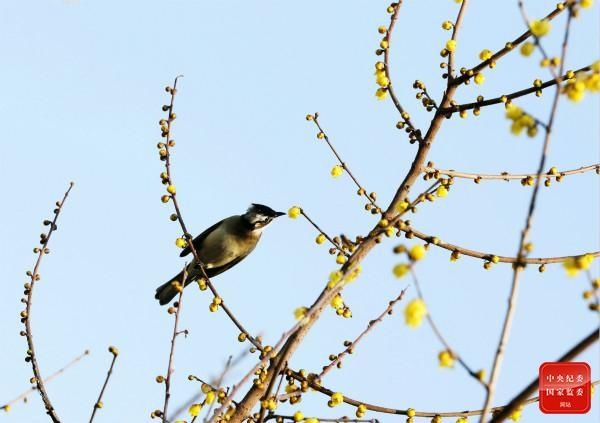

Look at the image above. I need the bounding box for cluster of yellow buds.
[260,397,277,412]
[404,298,427,328]
[356,404,368,418]
[505,104,538,137]
[209,295,222,312]
[252,366,269,390]
[438,349,455,368]
[413,80,436,112]
[563,253,595,277]
[562,64,600,102]
[328,392,344,407]
[374,61,389,100]
[330,293,352,318]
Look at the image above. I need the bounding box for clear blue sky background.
[1,1,598,422]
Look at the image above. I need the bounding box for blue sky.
[1,1,598,422]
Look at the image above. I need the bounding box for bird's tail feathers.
[155,270,188,306]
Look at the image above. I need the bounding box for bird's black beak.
[274,211,285,217]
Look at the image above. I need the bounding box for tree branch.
[23,181,74,423]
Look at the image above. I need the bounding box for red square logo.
[539,362,591,414]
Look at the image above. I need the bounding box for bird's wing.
[205,252,251,278]
[179,218,226,257]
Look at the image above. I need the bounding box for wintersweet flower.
[404,298,427,328]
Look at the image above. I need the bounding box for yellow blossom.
[476,369,487,382]
[563,254,594,277]
[331,165,344,178]
[479,49,492,60]
[592,60,600,72]
[393,263,410,278]
[189,404,202,417]
[328,270,343,288]
[585,73,600,92]
[205,391,216,405]
[520,42,535,57]
[581,0,593,8]
[167,184,176,194]
[404,298,427,328]
[409,244,426,261]
[294,306,308,320]
[175,237,188,248]
[446,39,457,52]
[530,20,551,37]
[316,234,326,245]
[375,88,388,100]
[336,253,347,264]
[456,418,468,423]
[442,21,453,30]
[474,73,485,85]
[305,419,319,423]
[288,206,301,219]
[396,200,410,213]
[505,104,523,120]
[436,186,448,197]
[356,404,367,416]
[293,411,304,422]
[330,392,344,406]
[375,69,390,87]
[438,350,455,368]
[509,405,523,422]
[563,76,587,102]
[345,264,362,283]
[330,294,344,309]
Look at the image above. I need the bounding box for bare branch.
[23,181,75,423]
[162,266,188,423]
[451,0,575,86]
[319,288,407,378]
[480,7,574,422]
[159,76,263,352]
[423,163,599,182]
[1,350,89,412]
[89,347,118,423]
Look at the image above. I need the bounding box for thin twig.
[410,268,483,385]
[319,288,407,378]
[202,356,233,423]
[160,76,263,352]
[311,114,381,211]
[423,164,598,181]
[447,0,470,84]
[285,366,599,419]
[442,64,592,114]
[23,182,74,423]
[451,0,575,86]
[89,347,118,423]
[480,8,574,423]
[517,0,559,80]
[300,208,348,256]
[383,1,421,141]
[162,265,188,423]
[1,350,89,412]
[395,224,599,265]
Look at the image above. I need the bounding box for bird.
[155,203,285,305]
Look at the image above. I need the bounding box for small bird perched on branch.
[155,204,285,305]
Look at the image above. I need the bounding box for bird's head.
[242,203,285,231]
